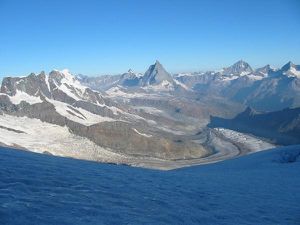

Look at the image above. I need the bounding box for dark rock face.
[71,121,207,159]
[208,107,300,145]
[1,72,51,98]
[281,61,300,72]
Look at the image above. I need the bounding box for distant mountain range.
[175,60,300,111]
[78,60,186,93]
[78,60,300,111]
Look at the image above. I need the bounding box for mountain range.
[0,60,299,168]
[1,68,221,165]
[79,60,300,111]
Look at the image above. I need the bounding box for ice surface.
[8,91,43,105]
[214,128,275,152]
[0,114,125,162]
[0,145,299,224]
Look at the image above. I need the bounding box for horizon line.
[0,59,297,78]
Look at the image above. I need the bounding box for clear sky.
[0,0,299,77]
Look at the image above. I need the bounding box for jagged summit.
[257,64,271,71]
[281,61,300,78]
[0,69,99,104]
[49,69,76,82]
[118,69,141,87]
[255,64,273,76]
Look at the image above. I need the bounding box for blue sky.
[0,0,299,77]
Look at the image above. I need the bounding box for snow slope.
[0,145,299,225]
[8,91,43,105]
[0,114,126,162]
[46,98,115,125]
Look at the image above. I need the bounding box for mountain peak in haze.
[140,61,174,86]
[118,69,141,87]
[281,61,300,78]
[281,61,296,71]
[255,64,272,76]
[128,69,134,73]
[49,69,76,83]
[223,60,253,75]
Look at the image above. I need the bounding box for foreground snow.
[0,145,299,225]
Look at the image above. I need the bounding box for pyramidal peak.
[281,61,300,78]
[155,60,161,65]
[233,60,252,69]
[236,59,247,65]
[281,61,295,71]
[153,60,164,69]
[223,60,253,76]
[140,61,174,86]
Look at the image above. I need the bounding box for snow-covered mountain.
[228,61,300,111]
[222,60,253,76]
[255,64,274,77]
[118,69,143,87]
[79,61,300,105]
[281,61,300,78]
[0,69,217,163]
[172,60,300,111]
[81,61,187,95]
